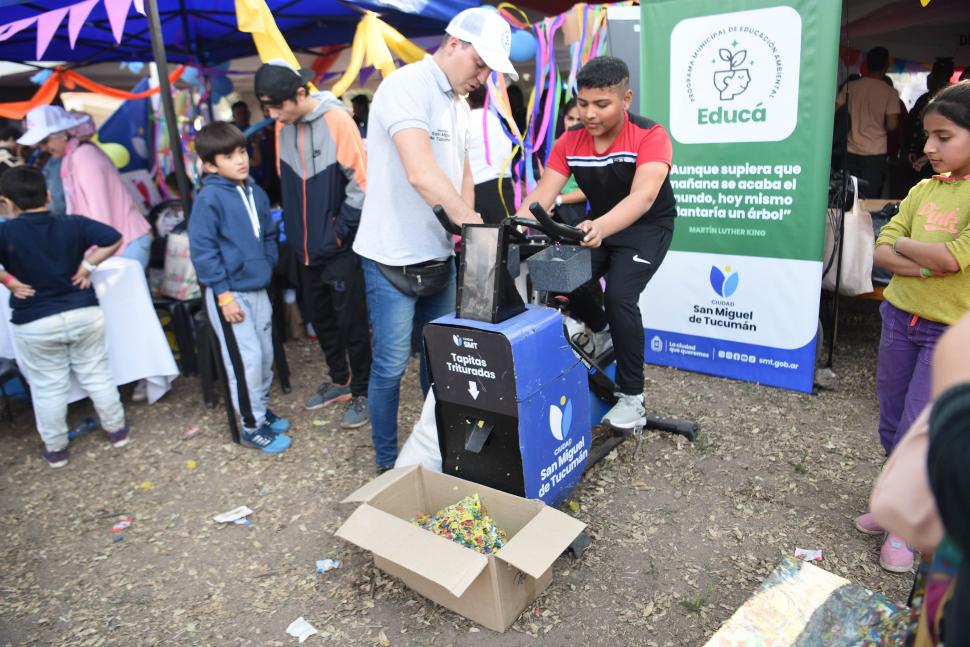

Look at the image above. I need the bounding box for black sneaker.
[105,426,130,448]
[376,464,394,476]
[44,447,69,468]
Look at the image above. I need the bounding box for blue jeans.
[361,257,455,467]
[121,233,151,270]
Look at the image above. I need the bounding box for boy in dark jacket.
[255,60,371,429]
[189,122,291,453]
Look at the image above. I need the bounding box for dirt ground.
[0,297,913,646]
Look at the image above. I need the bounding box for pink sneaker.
[879,533,914,573]
[854,512,884,535]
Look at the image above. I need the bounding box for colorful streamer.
[234,0,317,92]
[0,66,185,120]
[330,11,427,96]
[480,0,627,208]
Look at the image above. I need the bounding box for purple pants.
[875,301,948,455]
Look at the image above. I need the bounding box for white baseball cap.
[446,8,519,82]
[18,106,87,146]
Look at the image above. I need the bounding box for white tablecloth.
[0,257,179,406]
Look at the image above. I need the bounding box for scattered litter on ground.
[795,548,824,562]
[180,425,201,439]
[212,506,253,524]
[286,617,317,643]
[137,481,153,490]
[185,459,197,470]
[111,517,133,534]
[316,559,340,573]
[0,301,914,645]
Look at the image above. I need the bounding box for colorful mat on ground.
[412,494,509,555]
[704,556,912,646]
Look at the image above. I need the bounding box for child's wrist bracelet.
[218,294,235,306]
[920,267,933,278]
[1,274,14,287]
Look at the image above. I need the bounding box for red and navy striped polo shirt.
[546,112,677,230]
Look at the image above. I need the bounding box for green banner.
[638,0,842,392]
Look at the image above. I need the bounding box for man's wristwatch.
[81,259,98,273]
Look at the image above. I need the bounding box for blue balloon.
[243,117,274,140]
[30,69,53,85]
[181,66,201,86]
[210,75,233,98]
[509,29,537,62]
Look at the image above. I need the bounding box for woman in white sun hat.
[19,106,152,269]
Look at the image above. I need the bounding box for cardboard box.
[336,465,586,632]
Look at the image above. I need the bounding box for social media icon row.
[718,350,756,363]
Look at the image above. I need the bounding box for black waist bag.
[376,259,451,297]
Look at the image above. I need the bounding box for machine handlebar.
[431,203,585,244]
[527,203,585,243]
[432,205,462,235]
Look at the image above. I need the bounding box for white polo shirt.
[354,56,470,265]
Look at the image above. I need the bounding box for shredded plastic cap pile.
[413,494,509,555]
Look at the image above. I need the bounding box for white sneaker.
[131,379,148,402]
[602,393,645,429]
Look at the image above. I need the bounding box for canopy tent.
[0,0,477,219]
[843,0,970,64]
[0,0,475,65]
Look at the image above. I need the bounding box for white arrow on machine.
[468,381,480,400]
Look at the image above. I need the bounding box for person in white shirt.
[353,7,518,473]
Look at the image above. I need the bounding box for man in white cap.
[353,7,518,473]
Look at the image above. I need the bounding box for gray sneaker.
[340,396,370,429]
[601,392,645,430]
[304,381,352,410]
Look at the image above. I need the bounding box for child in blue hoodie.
[189,122,291,453]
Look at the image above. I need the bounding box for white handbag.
[160,232,201,301]
[822,176,874,296]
